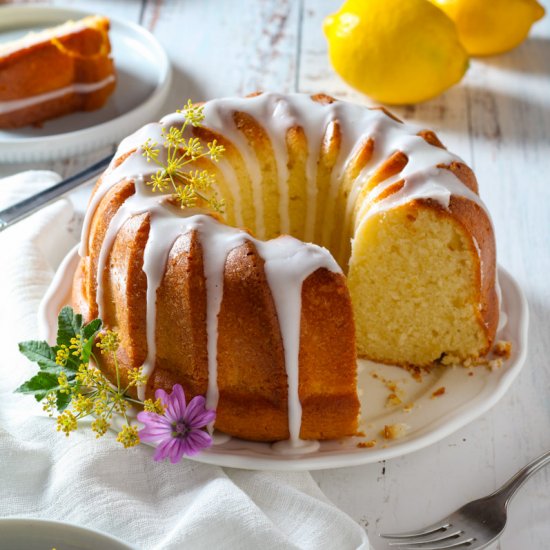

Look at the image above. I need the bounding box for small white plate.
[0,6,172,162]
[0,518,134,550]
[39,249,528,471]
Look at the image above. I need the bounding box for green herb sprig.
[141,100,226,213]
[17,307,163,448]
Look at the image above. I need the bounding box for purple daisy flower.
[137,384,216,463]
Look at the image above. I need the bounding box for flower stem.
[113,350,121,390]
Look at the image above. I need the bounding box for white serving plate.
[0,6,171,162]
[39,247,528,471]
[0,518,133,550]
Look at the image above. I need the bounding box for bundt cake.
[72,92,498,445]
[0,16,115,129]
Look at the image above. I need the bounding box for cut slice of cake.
[0,15,116,128]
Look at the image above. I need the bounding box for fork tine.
[386,530,463,546]
[386,538,476,550]
[380,522,451,539]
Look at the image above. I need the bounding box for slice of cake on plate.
[0,15,116,128]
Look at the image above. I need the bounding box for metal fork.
[379,449,550,550]
[0,154,112,233]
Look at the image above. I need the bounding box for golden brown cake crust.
[72,92,499,442]
[443,157,497,355]
[72,230,360,441]
[73,148,360,441]
[424,135,498,356]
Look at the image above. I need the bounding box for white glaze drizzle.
[255,235,339,446]
[214,157,244,228]
[0,17,97,57]
[200,101,265,236]
[0,75,115,116]
[191,217,247,412]
[264,96,292,234]
[80,92,495,447]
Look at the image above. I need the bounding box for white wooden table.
[2,1,550,548]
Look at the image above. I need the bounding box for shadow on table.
[478,36,550,77]
[394,83,550,148]
[161,64,207,113]
[460,83,550,147]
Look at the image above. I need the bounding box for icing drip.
[79,92,495,446]
[0,75,115,116]
[199,102,265,237]
[265,97,292,234]
[0,18,94,57]
[255,236,339,445]
[214,157,244,228]
[140,211,194,401]
[188,217,247,412]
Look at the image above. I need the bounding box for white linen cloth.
[0,171,369,550]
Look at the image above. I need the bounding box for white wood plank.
[31,0,143,22]
[463,7,550,549]
[140,0,301,111]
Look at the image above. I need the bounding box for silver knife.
[0,154,112,232]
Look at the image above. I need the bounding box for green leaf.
[56,306,83,347]
[81,318,102,364]
[16,372,61,401]
[82,318,102,341]
[81,337,97,365]
[32,363,65,376]
[18,340,57,370]
[56,391,72,412]
[16,306,104,413]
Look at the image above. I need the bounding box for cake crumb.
[381,423,409,440]
[468,371,474,377]
[403,402,415,413]
[356,430,366,437]
[493,340,512,359]
[431,386,446,399]
[403,364,427,382]
[371,372,404,397]
[357,440,377,449]
[488,358,503,371]
[386,393,402,407]
[441,354,461,366]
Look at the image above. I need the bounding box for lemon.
[430,0,545,56]
[323,0,469,105]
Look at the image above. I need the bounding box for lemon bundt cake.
[0,16,115,129]
[72,92,498,445]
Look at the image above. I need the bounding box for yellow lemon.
[430,0,545,56]
[323,0,469,104]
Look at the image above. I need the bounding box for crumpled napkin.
[0,171,369,550]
